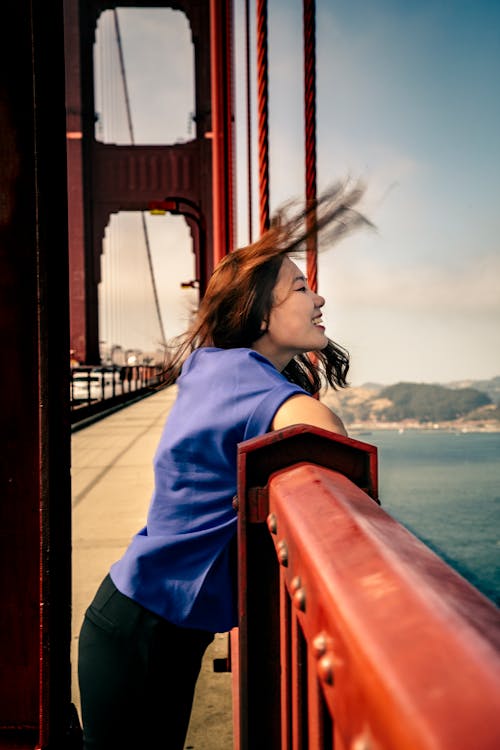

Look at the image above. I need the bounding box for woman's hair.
[165,180,373,394]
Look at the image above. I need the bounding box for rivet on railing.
[351,734,371,750]
[290,575,301,593]
[293,587,306,612]
[312,632,327,659]
[277,539,288,567]
[267,512,277,534]
[318,654,334,685]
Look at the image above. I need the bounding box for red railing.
[233,426,500,750]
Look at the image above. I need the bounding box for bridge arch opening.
[98,210,197,366]
[94,7,195,145]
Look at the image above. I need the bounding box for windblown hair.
[165,180,373,395]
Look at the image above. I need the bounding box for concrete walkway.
[71,387,233,749]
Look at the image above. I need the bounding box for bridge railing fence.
[70,363,169,424]
[233,426,500,750]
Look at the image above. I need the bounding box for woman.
[78,183,370,749]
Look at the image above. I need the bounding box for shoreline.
[348,421,500,434]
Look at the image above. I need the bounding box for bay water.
[354,429,500,606]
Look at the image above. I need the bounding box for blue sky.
[96,1,500,385]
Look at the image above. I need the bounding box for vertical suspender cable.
[112,9,167,345]
[303,0,318,293]
[245,0,253,243]
[140,219,166,344]
[256,0,270,234]
[113,11,134,148]
[225,0,236,255]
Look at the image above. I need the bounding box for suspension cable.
[303,0,318,293]
[112,9,167,345]
[245,0,253,243]
[256,0,270,234]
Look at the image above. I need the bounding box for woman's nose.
[314,292,325,308]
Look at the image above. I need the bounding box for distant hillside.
[323,376,500,429]
[379,383,491,421]
[446,376,500,405]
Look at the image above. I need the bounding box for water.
[357,430,500,606]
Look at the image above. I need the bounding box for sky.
[95,0,500,386]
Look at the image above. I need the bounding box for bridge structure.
[1,1,499,749]
[65,0,235,366]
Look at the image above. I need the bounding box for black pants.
[78,575,214,749]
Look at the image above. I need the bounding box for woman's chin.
[314,330,328,348]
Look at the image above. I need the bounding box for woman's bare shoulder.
[271,393,347,436]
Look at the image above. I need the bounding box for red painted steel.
[66,0,217,360]
[244,0,254,243]
[1,1,78,746]
[269,464,500,749]
[3,1,231,744]
[65,0,87,364]
[235,427,500,750]
[256,0,270,234]
[210,0,236,265]
[210,0,224,265]
[225,0,236,256]
[91,140,213,296]
[303,0,318,293]
[238,424,378,506]
[236,426,378,750]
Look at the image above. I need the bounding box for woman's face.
[252,256,327,370]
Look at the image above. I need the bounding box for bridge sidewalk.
[71,387,233,749]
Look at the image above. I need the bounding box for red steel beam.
[1,0,76,746]
[210,0,235,265]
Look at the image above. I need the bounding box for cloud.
[324,252,500,313]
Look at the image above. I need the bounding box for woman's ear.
[260,318,269,332]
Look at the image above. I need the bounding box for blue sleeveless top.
[110,347,307,632]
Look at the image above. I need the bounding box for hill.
[445,376,500,405]
[323,376,500,431]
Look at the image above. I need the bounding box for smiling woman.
[77,182,370,749]
[253,257,329,370]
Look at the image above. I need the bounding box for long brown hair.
[165,180,373,394]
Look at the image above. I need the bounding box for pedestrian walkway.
[71,387,233,749]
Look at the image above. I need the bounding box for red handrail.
[234,426,500,750]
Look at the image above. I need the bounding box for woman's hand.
[271,394,347,436]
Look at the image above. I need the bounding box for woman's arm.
[271,394,347,436]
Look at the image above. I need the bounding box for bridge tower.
[65,0,235,363]
[0,0,234,745]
